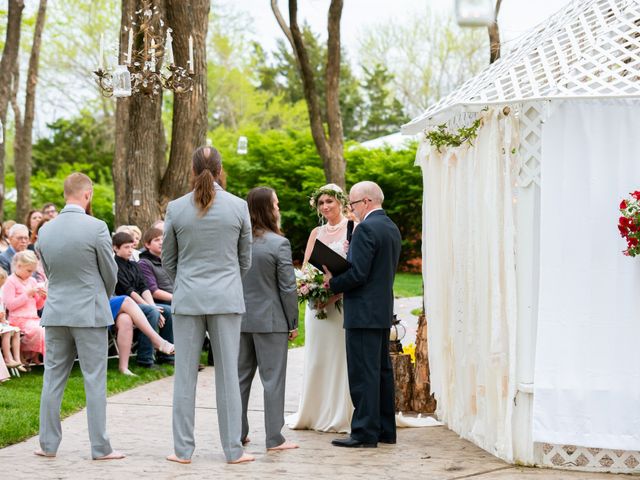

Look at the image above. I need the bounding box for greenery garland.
[309,184,349,210]
[425,117,483,152]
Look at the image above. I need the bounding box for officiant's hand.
[288,329,298,341]
[322,265,333,285]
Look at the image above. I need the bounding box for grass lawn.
[289,272,422,349]
[0,359,173,448]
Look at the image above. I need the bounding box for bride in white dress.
[286,184,354,433]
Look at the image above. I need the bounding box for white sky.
[242,0,575,55]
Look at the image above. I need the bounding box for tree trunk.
[14,0,47,222]
[160,0,209,206]
[0,0,24,221]
[273,0,346,189]
[488,0,503,64]
[411,313,436,413]
[391,353,414,412]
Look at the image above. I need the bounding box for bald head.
[350,181,384,206]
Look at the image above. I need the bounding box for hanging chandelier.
[93,0,194,98]
[455,0,495,27]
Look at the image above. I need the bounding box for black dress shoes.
[378,437,397,444]
[331,437,377,448]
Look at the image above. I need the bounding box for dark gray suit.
[163,189,251,462]
[238,231,298,448]
[36,204,118,458]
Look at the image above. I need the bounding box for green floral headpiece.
[309,183,348,210]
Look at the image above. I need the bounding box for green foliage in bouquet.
[619,191,640,256]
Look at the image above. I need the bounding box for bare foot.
[33,450,56,458]
[94,451,126,460]
[227,453,255,464]
[242,436,250,446]
[268,441,299,451]
[166,454,191,464]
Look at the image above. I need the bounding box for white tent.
[404,0,640,473]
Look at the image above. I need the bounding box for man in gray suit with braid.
[163,146,254,465]
[35,173,124,460]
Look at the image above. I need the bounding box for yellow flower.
[403,343,416,363]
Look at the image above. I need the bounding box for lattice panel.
[404,0,640,132]
[537,442,640,473]
[516,103,544,187]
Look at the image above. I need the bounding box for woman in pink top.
[2,250,46,363]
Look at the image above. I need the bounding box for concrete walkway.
[0,299,623,479]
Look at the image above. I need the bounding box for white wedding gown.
[286,221,354,432]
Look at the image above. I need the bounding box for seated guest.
[115,225,142,261]
[138,227,173,306]
[113,232,174,368]
[0,224,30,273]
[25,210,43,241]
[0,267,24,372]
[3,251,47,364]
[110,295,174,376]
[41,203,58,220]
[0,220,15,253]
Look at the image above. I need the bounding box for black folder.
[308,239,351,275]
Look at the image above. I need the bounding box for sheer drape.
[533,99,640,450]
[417,109,519,461]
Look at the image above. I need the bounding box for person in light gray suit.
[163,146,254,465]
[239,187,299,452]
[35,173,124,460]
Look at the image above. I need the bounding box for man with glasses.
[324,181,402,449]
[41,203,58,220]
[0,224,30,273]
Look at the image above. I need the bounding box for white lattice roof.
[402,0,640,134]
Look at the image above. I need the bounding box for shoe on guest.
[119,368,138,377]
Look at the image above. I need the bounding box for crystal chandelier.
[93,0,194,98]
[455,0,495,27]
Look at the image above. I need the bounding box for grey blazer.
[241,232,298,333]
[163,190,252,315]
[36,204,117,328]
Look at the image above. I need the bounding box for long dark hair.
[247,187,281,237]
[191,146,222,216]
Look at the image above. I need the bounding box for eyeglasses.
[43,209,56,214]
[348,198,366,209]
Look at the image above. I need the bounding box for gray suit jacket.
[241,232,298,333]
[36,204,117,328]
[163,190,252,315]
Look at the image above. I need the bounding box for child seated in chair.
[2,251,46,365]
[0,267,25,372]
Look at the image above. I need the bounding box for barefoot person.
[239,187,299,452]
[35,172,124,460]
[163,146,253,464]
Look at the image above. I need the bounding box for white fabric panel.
[533,99,640,450]
[418,109,519,461]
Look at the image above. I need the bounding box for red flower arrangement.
[618,190,640,256]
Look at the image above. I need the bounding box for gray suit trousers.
[172,314,244,462]
[39,326,112,458]
[238,332,288,448]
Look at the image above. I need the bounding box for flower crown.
[309,183,349,209]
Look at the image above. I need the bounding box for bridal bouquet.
[295,264,342,319]
[619,190,640,256]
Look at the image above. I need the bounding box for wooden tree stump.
[391,353,413,412]
[411,313,437,413]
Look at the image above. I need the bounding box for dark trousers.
[345,328,396,443]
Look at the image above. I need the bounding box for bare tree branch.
[270,0,294,50]
[488,0,502,63]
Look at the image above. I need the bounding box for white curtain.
[417,109,519,461]
[533,99,640,450]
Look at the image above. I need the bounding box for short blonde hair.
[12,250,38,269]
[63,172,93,199]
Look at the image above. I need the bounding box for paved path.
[0,298,622,479]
